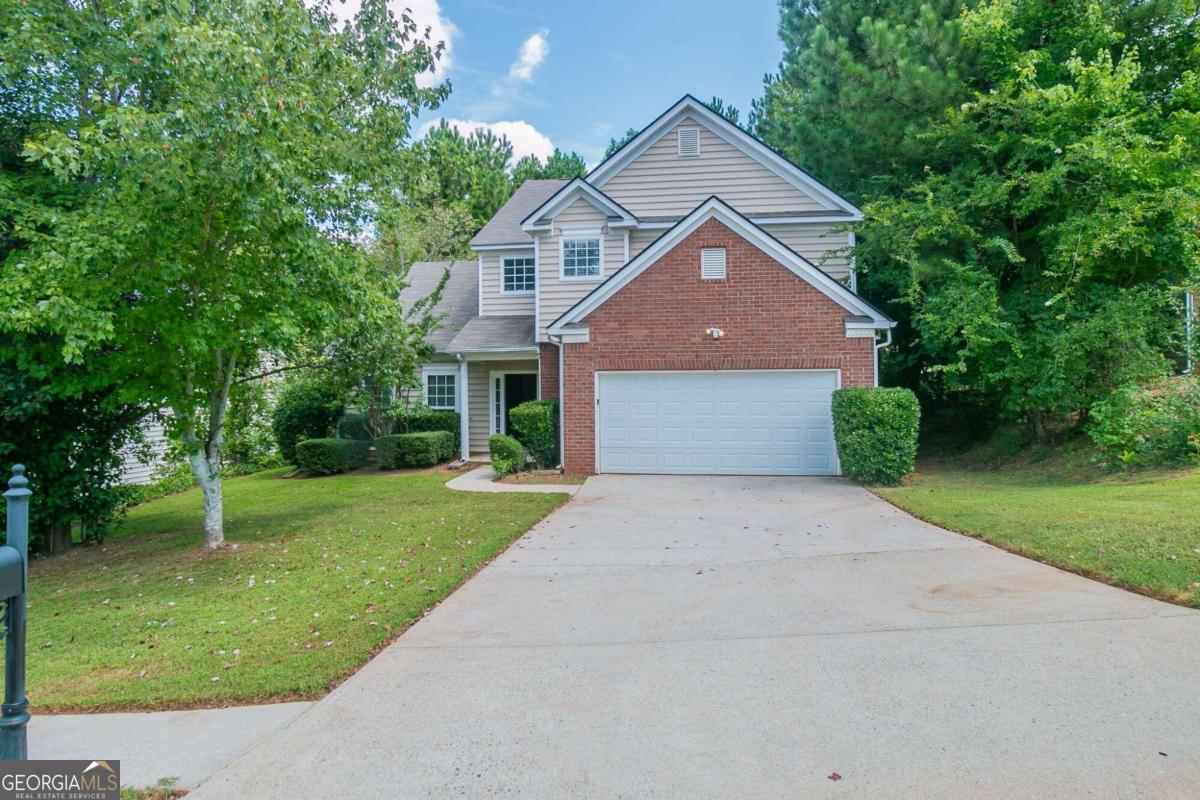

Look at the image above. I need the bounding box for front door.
[503,374,538,433]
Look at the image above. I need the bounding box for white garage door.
[596,370,839,475]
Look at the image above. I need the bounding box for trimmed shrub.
[375,431,457,469]
[509,400,558,468]
[1088,377,1200,468]
[831,387,920,485]
[336,412,372,441]
[489,434,528,476]
[394,407,460,439]
[294,438,370,476]
[272,377,344,463]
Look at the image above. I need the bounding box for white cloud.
[508,29,549,83]
[325,0,457,87]
[420,118,555,164]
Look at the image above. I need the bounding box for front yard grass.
[877,462,1200,607]
[29,468,567,712]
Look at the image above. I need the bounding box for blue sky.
[401,0,785,166]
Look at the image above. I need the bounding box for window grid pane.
[563,238,601,277]
[426,374,456,410]
[503,257,535,292]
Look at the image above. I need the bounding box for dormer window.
[677,127,700,158]
[561,229,602,280]
[502,256,535,293]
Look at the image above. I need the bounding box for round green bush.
[489,434,528,476]
[509,400,558,468]
[831,387,920,485]
[272,377,344,463]
[376,431,457,469]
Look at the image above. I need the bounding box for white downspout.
[1186,292,1195,375]
[457,354,469,460]
[549,334,565,470]
[873,329,892,387]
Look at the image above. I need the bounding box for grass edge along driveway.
[876,464,1200,608]
[29,468,568,712]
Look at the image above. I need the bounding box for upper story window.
[502,256,535,293]
[561,229,602,280]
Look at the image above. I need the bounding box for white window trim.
[501,255,536,295]
[559,227,604,281]
[421,364,459,411]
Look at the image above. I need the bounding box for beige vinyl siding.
[628,229,661,260]
[762,223,853,283]
[536,199,624,341]
[599,117,828,218]
[466,359,538,454]
[480,250,536,315]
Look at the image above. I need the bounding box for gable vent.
[677,127,700,158]
[700,247,726,280]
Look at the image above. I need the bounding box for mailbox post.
[0,465,30,759]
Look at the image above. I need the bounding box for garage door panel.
[597,371,838,476]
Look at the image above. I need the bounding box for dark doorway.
[504,374,538,433]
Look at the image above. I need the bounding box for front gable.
[588,96,862,221]
[548,197,891,336]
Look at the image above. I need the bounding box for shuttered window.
[677,127,700,158]
[700,247,726,280]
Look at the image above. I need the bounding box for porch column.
[458,358,469,460]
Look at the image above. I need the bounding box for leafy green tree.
[604,128,641,159]
[1,0,447,547]
[404,122,515,230]
[854,0,1200,433]
[753,0,969,201]
[511,148,588,184]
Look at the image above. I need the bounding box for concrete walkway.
[447,464,583,495]
[30,702,310,789]
[189,475,1200,799]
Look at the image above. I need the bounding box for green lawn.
[29,468,567,712]
[877,464,1200,607]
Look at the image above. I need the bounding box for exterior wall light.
[705,326,725,340]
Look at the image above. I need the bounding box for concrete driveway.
[190,476,1200,799]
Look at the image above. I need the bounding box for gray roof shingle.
[469,179,569,247]
[446,315,536,352]
[399,260,478,352]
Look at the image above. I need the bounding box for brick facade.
[538,342,559,401]
[561,218,876,474]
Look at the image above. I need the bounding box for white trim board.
[548,197,893,333]
[521,178,637,232]
[586,96,863,221]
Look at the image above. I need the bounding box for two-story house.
[401,95,895,476]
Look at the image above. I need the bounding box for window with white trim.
[700,247,726,279]
[502,256,535,293]
[677,127,700,158]
[561,232,602,279]
[423,370,457,410]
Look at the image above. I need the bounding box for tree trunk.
[42,523,72,556]
[188,450,224,549]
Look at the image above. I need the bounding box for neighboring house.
[402,95,895,476]
[117,417,170,485]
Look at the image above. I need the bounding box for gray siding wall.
[118,417,170,485]
[479,250,536,316]
[535,199,625,341]
[762,223,853,283]
[599,116,827,218]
